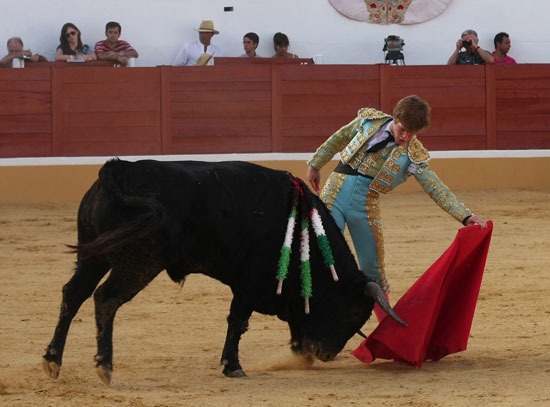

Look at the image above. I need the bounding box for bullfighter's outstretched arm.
[414,164,487,227]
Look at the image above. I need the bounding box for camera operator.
[0,37,47,67]
[447,29,494,65]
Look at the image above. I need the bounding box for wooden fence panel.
[0,69,52,157]
[161,66,272,154]
[495,64,550,149]
[381,65,487,150]
[52,67,161,156]
[278,65,380,152]
[1,64,550,159]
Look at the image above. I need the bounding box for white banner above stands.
[329,0,452,24]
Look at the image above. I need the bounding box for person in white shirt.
[240,32,262,58]
[173,20,223,66]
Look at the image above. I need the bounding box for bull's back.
[100,160,294,218]
[90,159,294,278]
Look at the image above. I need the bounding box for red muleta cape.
[352,221,493,368]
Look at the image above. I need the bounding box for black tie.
[367,133,395,153]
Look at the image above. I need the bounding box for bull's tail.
[69,159,167,259]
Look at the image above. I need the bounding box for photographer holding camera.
[0,37,47,67]
[447,29,494,65]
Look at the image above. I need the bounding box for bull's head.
[287,279,406,362]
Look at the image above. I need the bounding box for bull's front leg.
[220,296,252,377]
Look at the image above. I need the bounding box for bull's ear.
[364,282,407,327]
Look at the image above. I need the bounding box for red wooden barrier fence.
[51,67,161,156]
[1,63,549,158]
[161,65,272,154]
[495,64,550,149]
[0,69,52,157]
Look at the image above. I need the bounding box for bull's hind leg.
[220,297,252,377]
[43,256,110,379]
[93,263,162,385]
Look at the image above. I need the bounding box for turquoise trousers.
[326,174,388,291]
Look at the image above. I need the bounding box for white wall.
[1,0,547,66]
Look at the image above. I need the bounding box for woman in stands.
[55,23,96,62]
[272,32,298,59]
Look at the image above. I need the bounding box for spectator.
[0,37,47,66]
[493,32,517,64]
[272,32,298,59]
[173,20,222,66]
[55,23,96,62]
[447,29,494,65]
[240,32,262,58]
[94,22,138,67]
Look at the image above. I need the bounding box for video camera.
[383,35,405,53]
[383,35,405,65]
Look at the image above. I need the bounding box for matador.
[306,95,487,315]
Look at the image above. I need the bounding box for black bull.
[42,159,405,384]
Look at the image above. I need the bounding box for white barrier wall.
[0,0,546,67]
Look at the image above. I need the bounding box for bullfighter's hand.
[465,214,487,229]
[306,165,321,194]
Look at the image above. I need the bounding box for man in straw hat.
[173,20,223,66]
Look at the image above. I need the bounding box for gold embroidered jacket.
[308,108,472,223]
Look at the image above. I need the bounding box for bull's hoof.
[222,367,247,378]
[42,357,60,379]
[96,364,112,385]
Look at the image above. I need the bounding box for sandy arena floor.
[1,188,549,407]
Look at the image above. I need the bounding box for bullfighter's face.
[392,120,416,145]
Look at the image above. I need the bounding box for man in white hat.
[173,20,223,66]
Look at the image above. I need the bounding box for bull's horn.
[365,282,407,327]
